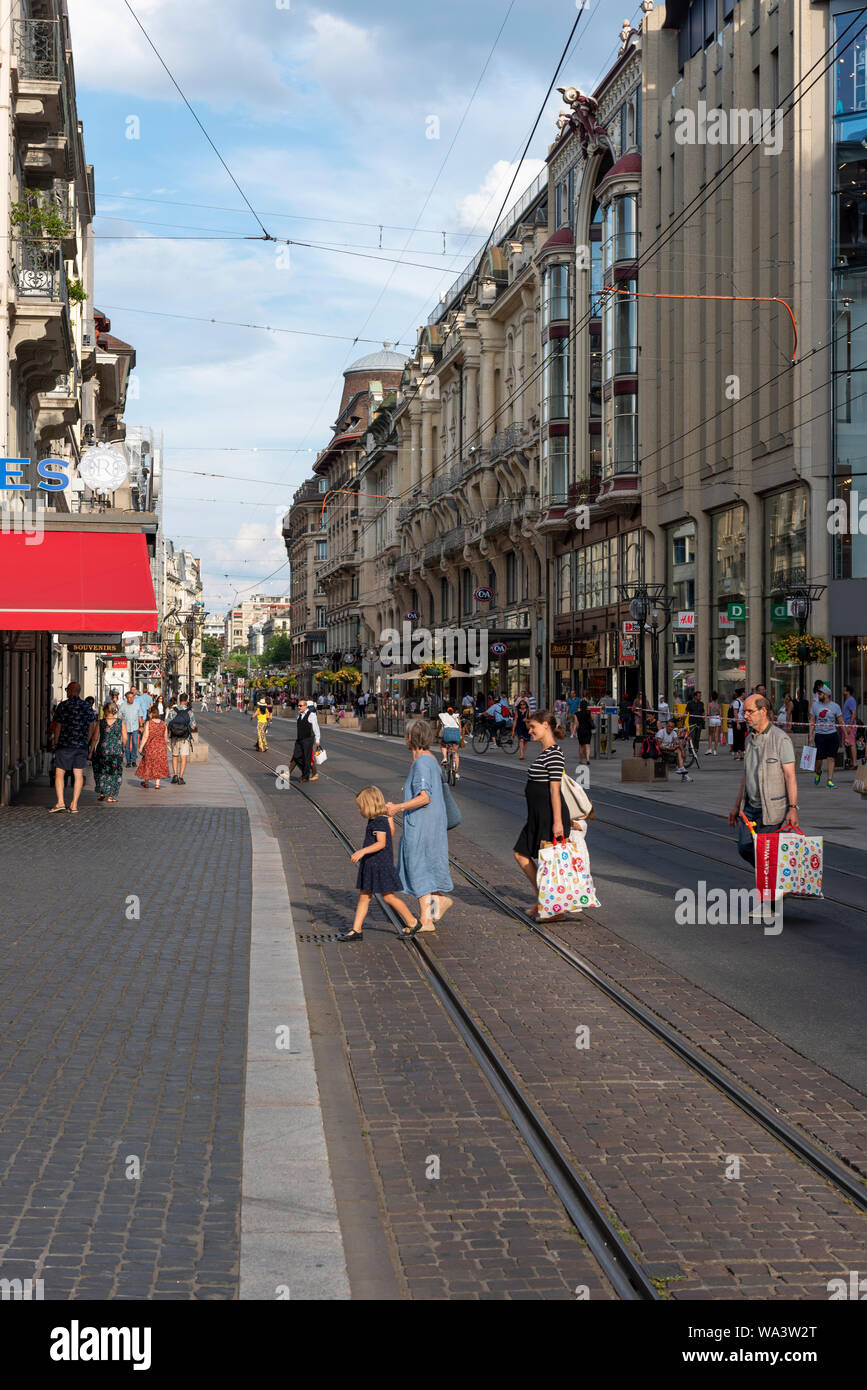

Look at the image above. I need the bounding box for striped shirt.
[527,743,566,783]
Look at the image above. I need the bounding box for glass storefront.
[667,521,696,702]
[711,504,747,701]
[764,486,807,708]
[833,12,867,581]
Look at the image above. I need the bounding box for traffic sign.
[727,602,746,621]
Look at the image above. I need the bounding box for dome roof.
[540,226,574,253]
[597,152,642,191]
[344,346,407,374]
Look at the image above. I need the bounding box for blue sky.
[67,0,633,612]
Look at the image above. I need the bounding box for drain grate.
[298,932,342,943]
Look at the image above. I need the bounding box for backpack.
[168,708,192,738]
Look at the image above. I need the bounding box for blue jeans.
[125,729,139,766]
[737,800,784,866]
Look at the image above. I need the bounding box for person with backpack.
[167,692,197,785]
[294,700,321,782]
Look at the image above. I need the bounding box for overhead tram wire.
[283,0,522,474]
[364,9,867,531]
[120,0,272,242]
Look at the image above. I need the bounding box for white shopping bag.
[799,745,816,772]
[726,727,734,745]
[314,746,328,765]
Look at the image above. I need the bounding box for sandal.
[400,918,421,937]
[48,805,67,814]
[336,928,363,942]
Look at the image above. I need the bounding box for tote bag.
[536,837,600,918]
[441,780,461,830]
[799,745,816,772]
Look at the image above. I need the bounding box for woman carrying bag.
[513,710,571,917]
[385,719,453,934]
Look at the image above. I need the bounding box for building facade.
[284,477,327,695]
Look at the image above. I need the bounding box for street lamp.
[618,583,674,733]
[784,583,827,700]
[184,612,201,698]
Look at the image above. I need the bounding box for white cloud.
[455,158,547,233]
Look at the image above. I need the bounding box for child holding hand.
[337,785,420,942]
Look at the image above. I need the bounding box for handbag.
[560,770,595,820]
[536,837,600,918]
[441,779,461,830]
[314,746,327,765]
[799,745,817,772]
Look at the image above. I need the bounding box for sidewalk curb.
[210,745,350,1301]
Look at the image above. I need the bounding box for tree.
[202,635,222,678]
[264,632,293,666]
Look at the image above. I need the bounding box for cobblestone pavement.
[0,806,251,1300]
[206,718,611,1300]
[235,730,866,1302]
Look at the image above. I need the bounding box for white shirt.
[657,727,678,749]
[439,712,460,731]
[657,700,671,723]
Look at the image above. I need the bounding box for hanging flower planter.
[770,632,835,665]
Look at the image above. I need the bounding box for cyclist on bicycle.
[438,706,462,778]
[657,720,692,781]
[485,695,511,746]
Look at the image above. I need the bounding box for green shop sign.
[727,602,746,621]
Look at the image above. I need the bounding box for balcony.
[394,554,411,576]
[423,539,442,566]
[594,469,641,515]
[485,501,514,533]
[489,422,526,462]
[14,19,64,81]
[442,525,466,556]
[34,359,81,442]
[10,239,73,389]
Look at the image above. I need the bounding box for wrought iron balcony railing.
[12,239,67,305]
[14,18,63,82]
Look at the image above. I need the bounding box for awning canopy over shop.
[0,530,158,631]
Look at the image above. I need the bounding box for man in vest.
[294,700,321,782]
[728,694,799,862]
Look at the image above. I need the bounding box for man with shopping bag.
[728,694,799,864]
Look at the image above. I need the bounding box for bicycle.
[441,741,459,785]
[472,718,518,755]
[460,707,476,738]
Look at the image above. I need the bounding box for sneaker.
[178,777,186,785]
[827,779,836,788]
[171,775,179,784]
[814,773,821,785]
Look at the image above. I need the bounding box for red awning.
[0,530,158,631]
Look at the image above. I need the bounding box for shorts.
[708,716,721,727]
[54,747,89,771]
[170,738,193,756]
[441,730,460,744]
[814,732,839,760]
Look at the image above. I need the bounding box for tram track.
[210,720,867,1216]
[207,720,657,1300]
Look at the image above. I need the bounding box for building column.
[410,414,422,490]
[421,407,434,489]
[464,365,479,452]
[479,352,495,447]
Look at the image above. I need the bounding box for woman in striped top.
[513,710,571,914]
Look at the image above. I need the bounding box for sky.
[67,0,633,615]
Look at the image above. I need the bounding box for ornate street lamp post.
[618,583,675,734]
[184,611,202,699]
[784,583,827,701]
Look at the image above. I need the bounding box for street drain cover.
[298,932,342,943]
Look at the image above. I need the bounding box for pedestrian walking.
[729,695,798,862]
[729,687,746,759]
[93,701,126,802]
[513,710,571,916]
[809,685,845,788]
[706,691,722,754]
[842,684,858,769]
[513,696,532,759]
[215,689,222,713]
[252,698,271,751]
[136,704,170,788]
[385,719,453,934]
[293,700,320,782]
[336,786,420,942]
[120,689,143,767]
[576,699,594,765]
[167,692,197,783]
[566,689,580,738]
[200,690,210,712]
[48,680,99,813]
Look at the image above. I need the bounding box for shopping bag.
[536,838,600,918]
[854,770,867,796]
[726,727,734,745]
[799,745,817,772]
[561,770,594,820]
[314,745,327,765]
[755,828,823,900]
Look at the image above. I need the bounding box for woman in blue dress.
[386,719,454,934]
